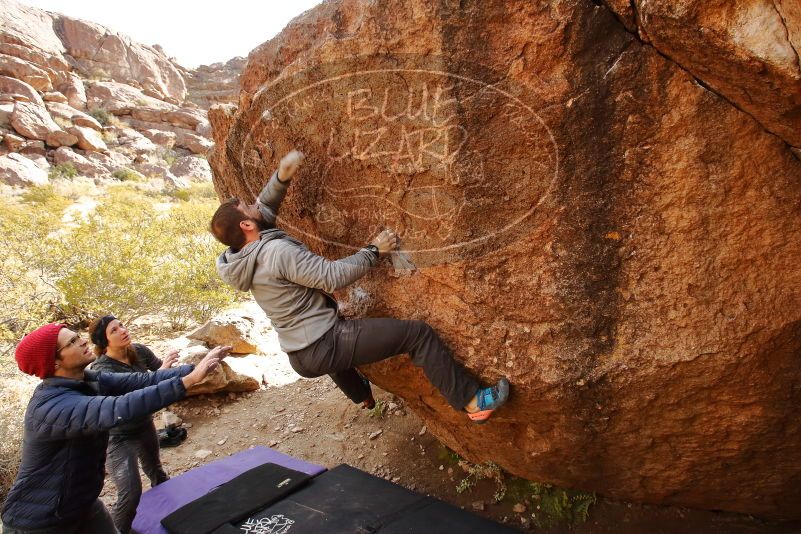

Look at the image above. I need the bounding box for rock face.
[170,155,212,182]
[0,0,229,184]
[56,16,186,103]
[10,101,61,140]
[602,0,801,150]
[0,0,185,102]
[178,57,246,109]
[208,0,801,520]
[0,152,48,185]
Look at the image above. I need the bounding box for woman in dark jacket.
[0,323,229,534]
[87,315,178,534]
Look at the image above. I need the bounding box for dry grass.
[0,374,37,504]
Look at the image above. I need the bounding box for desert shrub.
[167,183,217,203]
[0,194,68,358]
[48,163,78,180]
[101,129,118,144]
[169,188,191,202]
[0,376,37,502]
[160,148,177,166]
[0,185,237,356]
[21,185,72,210]
[89,109,124,129]
[112,167,144,182]
[456,461,507,502]
[89,108,112,126]
[45,187,236,329]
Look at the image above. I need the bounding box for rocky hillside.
[208,0,801,521]
[177,56,246,109]
[0,0,243,187]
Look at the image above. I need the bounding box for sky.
[19,0,323,68]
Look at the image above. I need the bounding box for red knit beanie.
[15,323,65,379]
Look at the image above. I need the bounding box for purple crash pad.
[131,446,326,534]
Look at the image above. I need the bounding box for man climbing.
[210,149,510,423]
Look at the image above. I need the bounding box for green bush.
[0,184,237,355]
[47,188,236,329]
[48,163,78,180]
[89,108,112,126]
[112,167,144,182]
[525,482,596,527]
[454,460,596,527]
[167,183,217,203]
[0,195,68,357]
[160,148,177,166]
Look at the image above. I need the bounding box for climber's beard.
[253,213,273,232]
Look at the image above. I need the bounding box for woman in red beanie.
[1,323,230,534]
[87,315,179,534]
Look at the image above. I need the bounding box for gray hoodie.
[216,171,377,352]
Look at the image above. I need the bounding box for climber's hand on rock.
[370,229,399,255]
[278,150,304,182]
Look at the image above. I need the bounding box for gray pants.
[288,318,479,410]
[2,499,118,534]
[106,423,168,534]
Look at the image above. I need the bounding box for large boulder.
[85,81,172,115]
[174,130,212,155]
[182,56,246,109]
[0,53,52,91]
[0,1,67,63]
[44,129,78,148]
[57,72,87,110]
[187,315,259,354]
[208,0,801,520]
[115,128,159,155]
[0,152,48,186]
[10,100,60,140]
[140,128,176,148]
[0,75,44,106]
[67,125,107,152]
[52,146,107,177]
[0,0,185,102]
[0,102,12,128]
[45,101,102,130]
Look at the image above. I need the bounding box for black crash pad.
[233,464,517,533]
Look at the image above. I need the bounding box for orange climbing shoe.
[362,394,376,410]
[467,378,510,424]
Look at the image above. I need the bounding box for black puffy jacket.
[1,366,191,530]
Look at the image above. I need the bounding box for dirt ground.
[99,363,799,533]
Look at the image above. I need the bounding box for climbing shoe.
[158,426,187,448]
[467,377,510,424]
[362,395,376,410]
[360,373,376,410]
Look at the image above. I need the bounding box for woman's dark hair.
[87,316,137,361]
